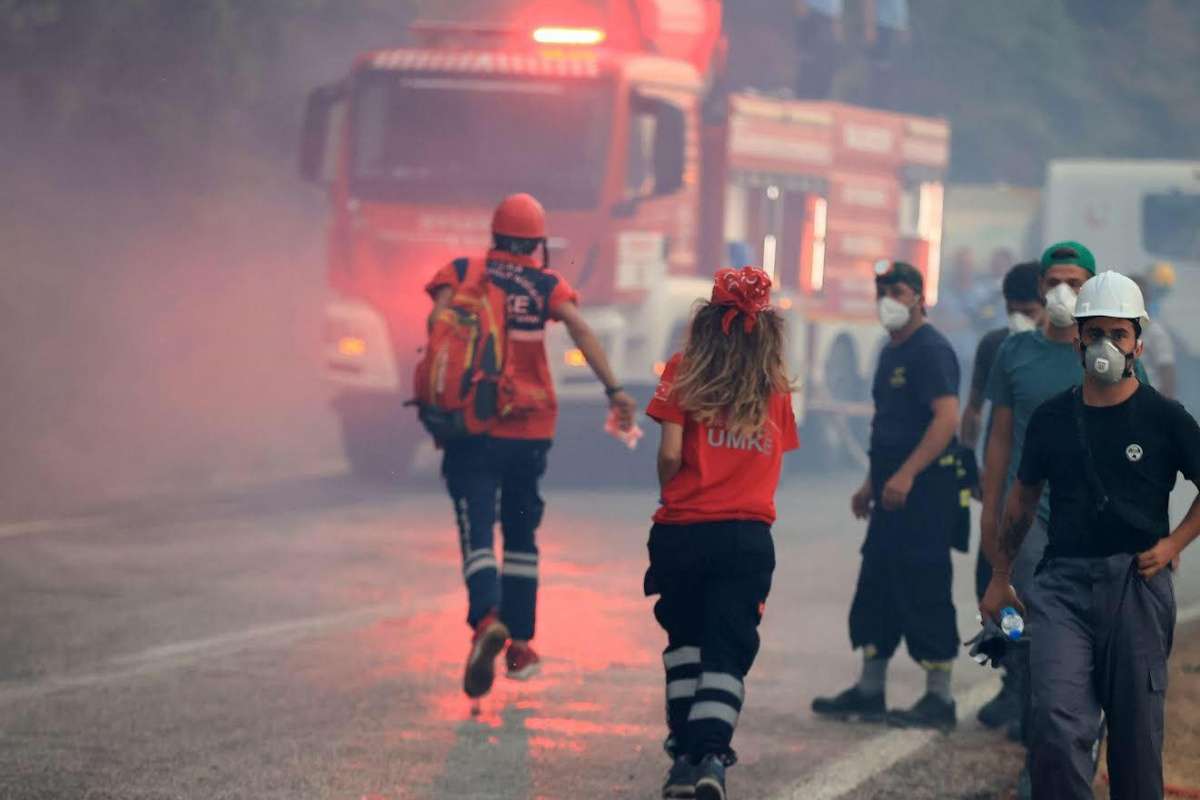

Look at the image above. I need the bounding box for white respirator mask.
[878,297,913,332]
[1044,284,1078,328]
[1007,312,1037,334]
[1083,337,1135,384]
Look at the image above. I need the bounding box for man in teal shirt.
[979,242,1148,792]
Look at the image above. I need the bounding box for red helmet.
[492,193,546,239]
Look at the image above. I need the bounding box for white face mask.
[1044,284,1078,328]
[1007,312,1037,334]
[878,296,912,332]
[1084,337,1134,384]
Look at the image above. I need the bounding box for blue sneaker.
[693,754,726,800]
[662,755,697,798]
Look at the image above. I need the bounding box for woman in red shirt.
[645,267,799,800]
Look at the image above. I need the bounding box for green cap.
[874,260,924,294]
[1040,241,1096,275]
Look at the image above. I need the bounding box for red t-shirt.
[646,353,799,525]
[425,250,578,440]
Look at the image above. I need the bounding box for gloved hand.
[964,617,1010,669]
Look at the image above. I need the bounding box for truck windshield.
[351,72,613,210]
[1143,192,1200,261]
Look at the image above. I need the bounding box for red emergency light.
[532,26,606,45]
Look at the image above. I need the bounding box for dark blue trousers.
[646,520,775,761]
[442,436,550,641]
[849,460,960,664]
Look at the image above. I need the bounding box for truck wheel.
[335,392,420,483]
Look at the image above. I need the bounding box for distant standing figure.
[865,0,910,106]
[794,0,843,99]
[933,249,979,395]
[1133,274,1177,399]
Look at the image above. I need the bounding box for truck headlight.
[336,336,367,358]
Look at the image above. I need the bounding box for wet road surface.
[2,470,1196,799]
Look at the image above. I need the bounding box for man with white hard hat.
[981,270,1200,798]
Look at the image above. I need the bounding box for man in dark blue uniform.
[813,261,963,729]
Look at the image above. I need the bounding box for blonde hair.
[671,302,792,437]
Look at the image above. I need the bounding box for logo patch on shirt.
[706,428,774,454]
[1126,443,1144,462]
[889,366,907,388]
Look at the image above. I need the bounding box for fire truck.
[299,0,949,476]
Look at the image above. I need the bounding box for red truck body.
[299,0,949,474]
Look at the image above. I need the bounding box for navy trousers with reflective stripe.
[1028,554,1174,800]
[646,520,774,760]
[442,436,550,641]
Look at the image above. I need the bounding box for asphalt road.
[1,468,1197,800]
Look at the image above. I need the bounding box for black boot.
[977,673,1020,729]
[887,693,957,731]
[811,685,886,721]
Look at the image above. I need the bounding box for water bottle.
[1000,607,1024,641]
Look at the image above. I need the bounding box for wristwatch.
[604,384,625,398]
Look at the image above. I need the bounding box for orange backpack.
[411,260,506,442]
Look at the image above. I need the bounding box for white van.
[1043,159,1200,350]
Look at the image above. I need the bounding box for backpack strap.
[457,257,489,294]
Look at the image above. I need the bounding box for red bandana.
[711,267,773,334]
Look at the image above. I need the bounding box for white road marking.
[772,600,1200,800]
[0,515,110,540]
[0,601,428,707]
[0,460,348,541]
[769,677,999,800]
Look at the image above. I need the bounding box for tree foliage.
[897,0,1200,183]
[0,0,422,178]
[2,0,1198,185]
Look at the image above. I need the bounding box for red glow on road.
[525,716,654,738]
[324,517,667,795]
[528,735,585,752]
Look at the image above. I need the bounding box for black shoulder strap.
[1072,387,1110,515]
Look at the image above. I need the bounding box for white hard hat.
[1073,271,1149,325]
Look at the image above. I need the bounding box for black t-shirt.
[1018,384,1200,559]
[970,327,1007,402]
[870,323,960,465]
